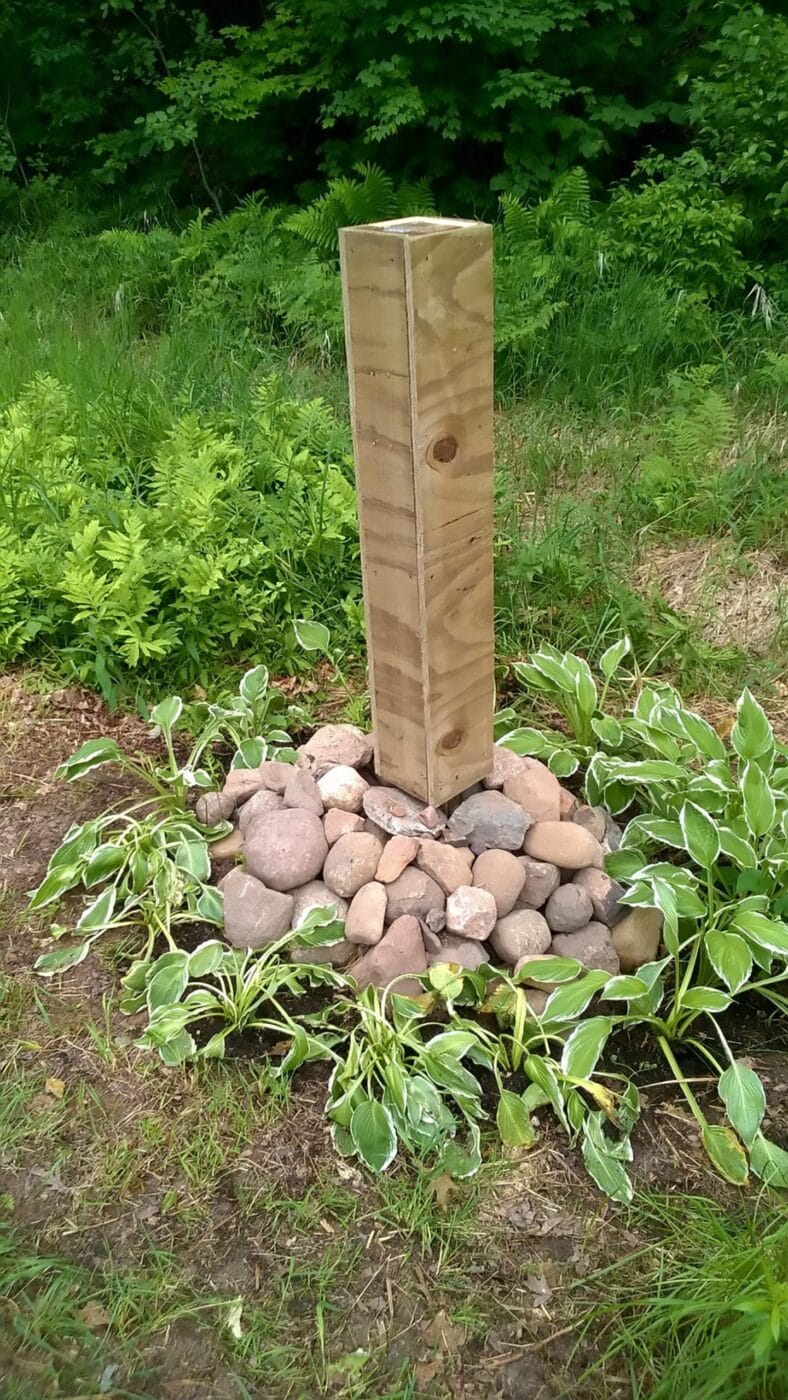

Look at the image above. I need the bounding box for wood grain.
[341,217,494,805]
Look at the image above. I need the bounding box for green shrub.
[0,373,362,699]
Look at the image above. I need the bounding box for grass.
[575,1193,788,1399]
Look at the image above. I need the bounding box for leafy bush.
[0,373,361,698]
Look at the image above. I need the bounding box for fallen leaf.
[414,1359,443,1386]
[45,1077,65,1099]
[430,1173,459,1210]
[79,1300,112,1330]
[225,1297,243,1339]
[424,1309,466,1353]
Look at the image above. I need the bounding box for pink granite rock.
[317,764,369,813]
[472,849,526,917]
[243,809,328,892]
[445,885,497,941]
[551,922,619,975]
[515,855,561,909]
[482,745,525,790]
[222,767,270,806]
[416,841,473,896]
[523,822,604,871]
[323,809,365,845]
[503,757,562,824]
[352,915,427,997]
[385,867,445,923]
[363,786,441,839]
[323,832,384,899]
[375,835,419,883]
[257,760,294,794]
[559,787,579,820]
[283,767,324,816]
[297,725,373,777]
[220,868,293,947]
[490,909,551,965]
[345,881,388,946]
[238,788,284,834]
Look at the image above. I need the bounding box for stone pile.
[200,725,662,999]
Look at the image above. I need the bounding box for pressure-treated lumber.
[340,216,494,806]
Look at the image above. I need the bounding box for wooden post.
[340,217,494,807]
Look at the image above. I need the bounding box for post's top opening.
[343,216,485,236]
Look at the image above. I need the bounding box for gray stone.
[428,937,490,971]
[317,764,369,814]
[559,787,579,820]
[420,923,444,954]
[445,885,497,940]
[345,881,387,946]
[323,832,385,899]
[573,867,626,926]
[551,922,620,975]
[572,805,607,842]
[516,855,561,909]
[544,884,594,933]
[297,725,373,777]
[238,787,284,834]
[503,758,562,824]
[352,915,427,997]
[290,880,348,929]
[363,786,442,839]
[258,760,295,794]
[490,909,551,966]
[611,906,663,971]
[195,791,236,827]
[283,767,324,816]
[523,821,604,871]
[243,809,328,892]
[482,745,525,790]
[220,868,293,948]
[603,813,624,851]
[447,791,528,852]
[385,867,445,923]
[472,849,525,916]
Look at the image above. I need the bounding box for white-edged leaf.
[717,827,758,868]
[679,802,720,868]
[188,940,225,977]
[705,929,752,994]
[561,1016,612,1079]
[77,885,117,931]
[542,970,610,1021]
[149,696,183,733]
[497,1089,537,1147]
[718,1062,766,1148]
[701,1124,748,1185]
[732,689,774,765]
[602,975,649,1000]
[239,665,269,704]
[350,1100,397,1173]
[54,737,123,782]
[293,618,330,653]
[732,910,788,958]
[750,1133,788,1188]
[599,635,631,681]
[741,762,776,839]
[680,986,732,1013]
[34,941,92,977]
[581,1134,633,1203]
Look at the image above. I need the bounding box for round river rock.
[243,809,328,892]
[323,831,384,899]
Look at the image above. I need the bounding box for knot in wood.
[440,728,464,752]
[431,434,458,463]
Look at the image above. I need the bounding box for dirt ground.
[1,675,786,1400]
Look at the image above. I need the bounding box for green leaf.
[543,970,609,1021]
[149,695,183,733]
[732,910,788,957]
[195,885,224,924]
[581,1133,634,1203]
[436,1123,482,1179]
[705,928,752,994]
[527,653,576,694]
[718,1062,766,1148]
[741,762,776,840]
[513,956,581,986]
[591,714,623,748]
[497,1089,537,1147]
[158,1030,196,1066]
[28,864,82,911]
[675,709,727,761]
[293,618,330,653]
[602,975,649,1000]
[680,986,732,1013]
[679,801,720,868]
[231,737,267,770]
[602,759,686,784]
[604,848,648,881]
[54,737,123,782]
[188,940,225,977]
[599,635,630,681]
[34,941,92,976]
[732,689,774,766]
[701,1124,749,1185]
[561,1016,612,1078]
[547,748,580,778]
[750,1133,788,1188]
[239,665,269,704]
[77,885,117,931]
[82,843,126,887]
[523,1055,570,1133]
[350,1100,397,1173]
[717,827,758,868]
[147,956,189,1013]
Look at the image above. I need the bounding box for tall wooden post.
[340,217,494,807]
